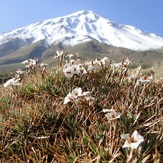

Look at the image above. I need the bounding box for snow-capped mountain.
[0,10,163,51]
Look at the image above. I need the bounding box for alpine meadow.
[0,10,163,162]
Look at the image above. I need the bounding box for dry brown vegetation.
[0,53,163,162]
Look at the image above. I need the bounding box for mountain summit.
[0,10,163,51]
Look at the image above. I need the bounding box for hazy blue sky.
[0,0,163,36]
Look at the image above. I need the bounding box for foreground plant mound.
[0,52,163,162]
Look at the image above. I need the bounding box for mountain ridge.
[0,10,163,76]
[0,10,163,51]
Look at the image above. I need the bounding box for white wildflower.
[21,58,38,68]
[40,63,48,67]
[123,58,131,66]
[63,64,87,78]
[15,69,24,78]
[4,78,22,87]
[53,50,63,59]
[71,87,84,97]
[16,69,24,75]
[100,57,109,65]
[91,58,109,67]
[21,59,29,64]
[121,130,144,149]
[39,63,48,71]
[64,87,91,104]
[71,87,90,98]
[64,92,77,104]
[64,87,83,104]
[62,66,74,78]
[66,54,74,61]
[87,63,98,71]
[86,59,101,71]
[102,109,121,121]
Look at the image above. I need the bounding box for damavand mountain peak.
[0,10,163,75]
[0,10,163,51]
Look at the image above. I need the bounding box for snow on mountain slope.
[0,10,163,51]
